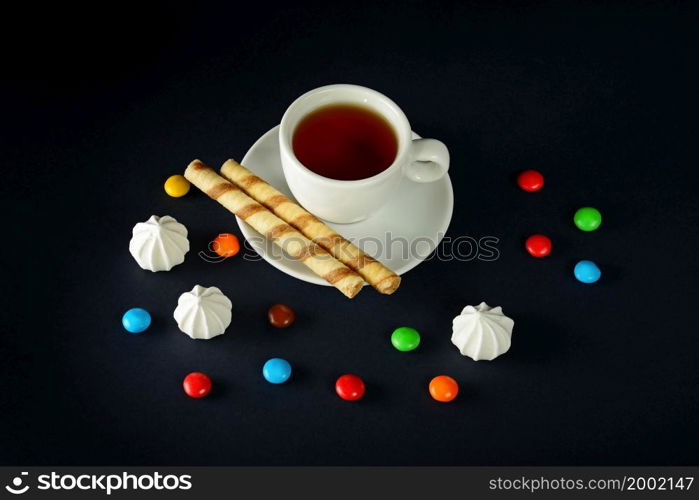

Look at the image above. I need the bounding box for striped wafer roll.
[220,159,401,295]
[184,160,364,299]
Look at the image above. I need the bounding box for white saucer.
[236,126,454,286]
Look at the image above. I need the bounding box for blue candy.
[122,308,152,333]
[262,358,292,384]
[574,260,601,284]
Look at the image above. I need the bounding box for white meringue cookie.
[451,302,514,361]
[129,215,189,272]
[174,285,232,340]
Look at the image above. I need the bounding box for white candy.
[451,302,514,361]
[129,215,189,272]
[174,285,232,340]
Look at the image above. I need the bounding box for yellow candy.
[164,175,191,198]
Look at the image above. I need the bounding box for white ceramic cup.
[279,84,449,223]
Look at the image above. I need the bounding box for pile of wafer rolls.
[184,159,401,298]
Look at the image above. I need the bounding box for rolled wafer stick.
[184,160,364,299]
[220,159,401,294]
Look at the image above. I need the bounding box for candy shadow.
[449,382,476,407]
[361,378,385,404]
[206,378,229,401]
[508,170,526,188]
[188,231,230,266]
[287,365,307,386]
[144,313,162,336]
[597,263,623,285]
[505,313,567,364]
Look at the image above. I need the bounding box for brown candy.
[268,304,295,328]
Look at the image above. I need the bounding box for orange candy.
[429,375,459,403]
[212,233,240,258]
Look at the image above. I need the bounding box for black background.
[1,1,698,465]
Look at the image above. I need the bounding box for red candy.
[517,170,544,192]
[183,372,212,398]
[335,374,365,401]
[525,234,552,257]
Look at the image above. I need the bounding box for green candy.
[574,207,602,232]
[391,327,421,352]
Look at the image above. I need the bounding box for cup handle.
[405,138,450,183]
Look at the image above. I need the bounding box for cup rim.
[279,84,412,186]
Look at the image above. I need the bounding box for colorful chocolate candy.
[391,326,421,351]
[517,170,544,192]
[268,304,296,328]
[121,308,151,333]
[335,374,365,401]
[574,207,602,232]
[574,260,601,283]
[164,174,191,198]
[263,358,292,384]
[525,234,552,257]
[212,233,240,258]
[429,375,459,402]
[183,372,212,398]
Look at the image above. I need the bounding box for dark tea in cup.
[292,103,398,181]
